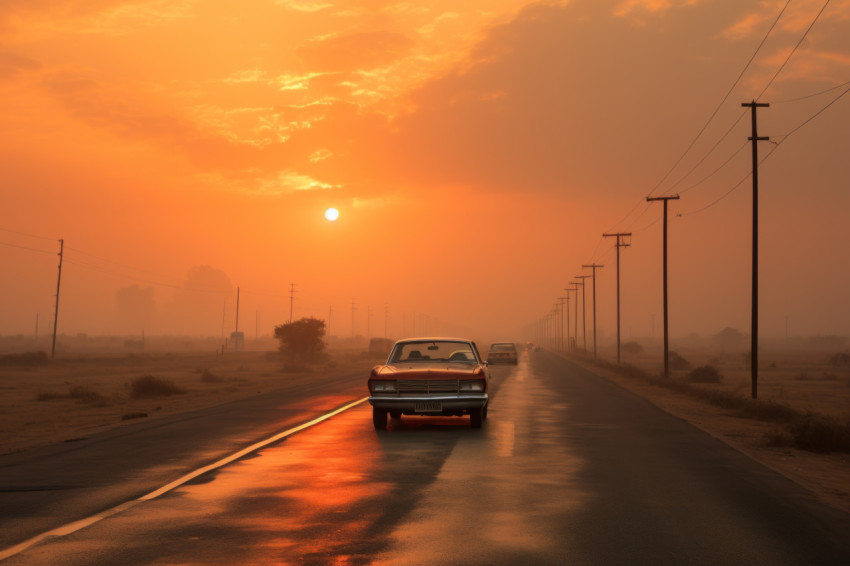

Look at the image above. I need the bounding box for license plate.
[415,401,442,412]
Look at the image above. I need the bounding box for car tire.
[373,407,388,430]
[389,410,402,420]
[469,407,483,428]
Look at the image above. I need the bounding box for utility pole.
[575,275,590,353]
[328,306,333,338]
[288,283,296,323]
[582,264,604,358]
[567,283,579,352]
[563,288,573,352]
[51,239,64,359]
[558,297,568,351]
[743,100,769,399]
[603,232,632,364]
[235,287,240,332]
[646,195,679,378]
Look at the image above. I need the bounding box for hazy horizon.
[2,0,848,346]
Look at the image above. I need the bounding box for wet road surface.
[3,351,850,565]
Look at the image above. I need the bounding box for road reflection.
[372,355,588,565]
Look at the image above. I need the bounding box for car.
[487,342,518,364]
[368,337,490,430]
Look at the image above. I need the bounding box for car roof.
[393,337,473,345]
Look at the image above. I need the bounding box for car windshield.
[389,341,478,364]
[490,343,516,351]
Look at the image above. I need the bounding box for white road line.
[0,397,369,562]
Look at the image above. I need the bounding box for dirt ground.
[0,349,378,456]
[1,347,848,515]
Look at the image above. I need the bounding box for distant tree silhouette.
[712,327,746,348]
[274,317,326,361]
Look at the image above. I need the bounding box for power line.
[0,227,57,242]
[757,0,832,102]
[0,240,56,255]
[648,0,791,197]
[772,79,850,104]
[680,85,847,216]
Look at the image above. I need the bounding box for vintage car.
[487,342,518,364]
[368,338,490,430]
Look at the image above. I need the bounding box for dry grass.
[0,349,373,455]
[588,345,850,454]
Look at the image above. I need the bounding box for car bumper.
[369,394,488,411]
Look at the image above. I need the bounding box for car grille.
[397,379,459,394]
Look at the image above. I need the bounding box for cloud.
[277,0,333,12]
[296,31,415,72]
[0,52,41,80]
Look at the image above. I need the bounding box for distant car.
[487,342,518,365]
[368,338,490,430]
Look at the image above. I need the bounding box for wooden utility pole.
[235,287,240,332]
[646,195,679,377]
[603,232,631,364]
[51,239,64,359]
[563,289,572,352]
[288,283,296,323]
[582,264,604,358]
[575,275,590,352]
[558,297,568,351]
[742,101,769,399]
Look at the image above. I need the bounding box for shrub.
[687,365,723,383]
[35,391,65,401]
[668,351,691,371]
[274,317,326,361]
[200,369,223,383]
[68,386,107,405]
[0,351,49,366]
[829,352,850,367]
[788,414,850,453]
[622,341,643,355]
[130,375,186,399]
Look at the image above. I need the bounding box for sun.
[324,207,339,221]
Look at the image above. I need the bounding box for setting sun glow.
[324,208,339,222]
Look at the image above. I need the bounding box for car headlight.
[371,380,397,393]
[459,380,484,392]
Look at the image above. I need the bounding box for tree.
[274,317,326,361]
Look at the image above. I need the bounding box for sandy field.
[0,348,378,456]
[1,343,848,515]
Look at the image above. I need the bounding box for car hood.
[374,363,484,378]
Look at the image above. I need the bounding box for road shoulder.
[565,354,850,514]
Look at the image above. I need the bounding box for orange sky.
[1,0,849,345]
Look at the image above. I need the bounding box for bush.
[274,317,326,362]
[788,414,850,453]
[687,365,723,383]
[622,341,643,355]
[130,375,186,399]
[68,386,107,405]
[829,352,850,367]
[0,351,49,366]
[200,369,223,383]
[668,351,691,371]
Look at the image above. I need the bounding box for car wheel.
[389,410,402,420]
[469,407,483,428]
[373,408,388,430]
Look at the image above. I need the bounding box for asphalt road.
[2,351,850,565]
